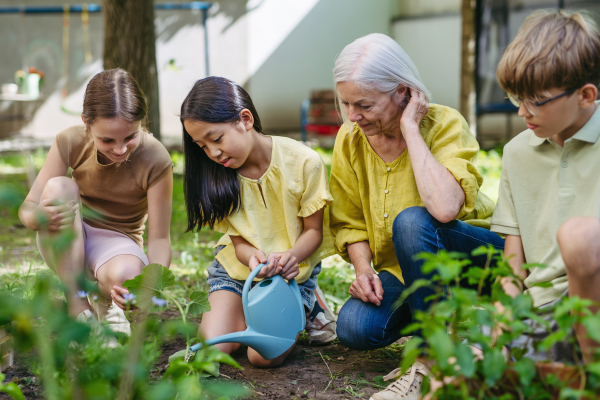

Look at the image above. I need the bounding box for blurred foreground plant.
[398,246,600,399]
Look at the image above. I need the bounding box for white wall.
[245,0,392,130]
[393,15,461,110]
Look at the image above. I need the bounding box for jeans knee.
[393,207,436,254]
[336,302,389,351]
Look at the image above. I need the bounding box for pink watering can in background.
[188,263,306,360]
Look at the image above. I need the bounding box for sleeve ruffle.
[298,195,333,218]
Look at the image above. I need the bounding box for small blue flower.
[123,293,136,303]
[151,296,167,307]
[76,290,89,299]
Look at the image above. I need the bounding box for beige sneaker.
[370,362,432,400]
[89,295,131,336]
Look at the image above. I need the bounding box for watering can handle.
[241,263,302,328]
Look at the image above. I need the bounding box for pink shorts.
[37,222,149,278]
[82,222,149,277]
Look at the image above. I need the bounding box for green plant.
[397,247,600,399]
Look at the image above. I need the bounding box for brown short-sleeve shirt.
[55,125,173,247]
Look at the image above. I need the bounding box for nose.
[114,144,127,156]
[517,103,531,118]
[209,146,222,160]
[347,106,362,122]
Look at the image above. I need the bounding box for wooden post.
[102,0,161,141]
[0,323,13,372]
[461,0,477,136]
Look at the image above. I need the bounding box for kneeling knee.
[106,262,144,287]
[557,217,600,278]
[42,177,80,202]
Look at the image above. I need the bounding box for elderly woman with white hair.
[329,33,504,399]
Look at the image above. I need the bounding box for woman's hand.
[268,251,299,280]
[400,88,429,133]
[249,249,279,278]
[349,270,384,306]
[34,198,78,232]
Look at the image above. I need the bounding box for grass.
[0,146,503,311]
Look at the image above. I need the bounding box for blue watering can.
[188,263,306,360]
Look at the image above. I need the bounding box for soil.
[1,310,402,400]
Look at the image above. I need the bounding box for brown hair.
[496,9,600,100]
[81,68,148,127]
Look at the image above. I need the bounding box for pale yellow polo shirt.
[329,104,496,284]
[214,136,335,283]
[491,102,600,308]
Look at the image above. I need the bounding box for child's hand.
[268,251,299,280]
[249,250,278,278]
[111,285,138,310]
[34,198,78,232]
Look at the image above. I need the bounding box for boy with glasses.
[492,9,600,363]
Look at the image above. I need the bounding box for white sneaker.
[370,362,432,400]
[89,296,131,336]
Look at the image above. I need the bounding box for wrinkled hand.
[400,88,429,133]
[249,250,278,278]
[267,251,299,280]
[349,271,384,306]
[34,198,78,232]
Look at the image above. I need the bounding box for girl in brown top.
[18,69,173,335]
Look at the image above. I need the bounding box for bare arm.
[400,89,465,223]
[347,240,383,306]
[501,234,527,298]
[146,171,173,268]
[19,141,74,231]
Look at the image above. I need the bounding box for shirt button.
[387,167,391,172]
[561,161,568,168]
[385,189,389,194]
[257,178,262,184]
[384,213,388,218]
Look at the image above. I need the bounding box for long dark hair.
[82,68,148,128]
[181,76,263,232]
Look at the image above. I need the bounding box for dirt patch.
[3,322,401,400]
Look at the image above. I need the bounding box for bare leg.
[198,290,246,355]
[37,177,87,317]
[557,216,600,364]
[96,254,145,301]
[247,333,298,368]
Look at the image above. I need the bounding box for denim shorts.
[207,246,319,312]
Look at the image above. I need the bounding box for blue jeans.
[336,206,505,351]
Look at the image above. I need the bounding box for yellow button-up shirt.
[329,104,495,283]
[215,136,335,283]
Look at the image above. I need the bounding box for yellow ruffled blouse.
[214,136,335,283]
[329,104,496,284]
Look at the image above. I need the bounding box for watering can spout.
[190,328,296,360]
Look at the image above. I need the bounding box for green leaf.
[482,348,506,385]
[122,264,175,310]
[168,349,190,363]
[582,316,600,344]
[203,346,243,369]
[163,358,192,381]
[203,381,249,398]
[188,291,211,316]
[145,381,177,400]
[400,337,423,376]
[0,380,25,400]
[193,361,220,377]
[176,376,203,398]
[454,343,475,378]
[429,328,454,369]
[512,358,536,386]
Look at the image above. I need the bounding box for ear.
[392,85,408,106]
[239,109,255,131]
[579,83,598,109]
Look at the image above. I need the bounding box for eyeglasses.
[507,87,579,116]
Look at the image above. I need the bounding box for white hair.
[333,33,430,123]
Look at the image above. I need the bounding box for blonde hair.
[333,33,430,123]
[496,9,600,100]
